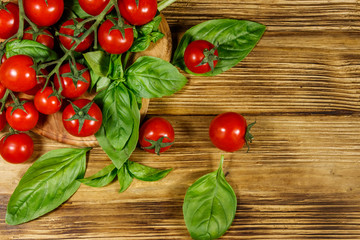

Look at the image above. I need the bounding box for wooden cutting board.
[17,15,172,147]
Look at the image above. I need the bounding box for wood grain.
[1,0,360,239]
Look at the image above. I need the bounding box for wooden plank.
[1,115,360,239]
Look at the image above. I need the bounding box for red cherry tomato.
[0,55,37,92]
[78,0,113,16]
[118,0,157,26]
[0,111,6,131]
[54,62,91,99]
[0,133,33,164]
[209,112,254,152]
[0,2,19,39]
[184,40,218,74]
[98,18,134,54]
[139,117,174,155]
[23,0,64,27]
[6,100,39,131]
[1,54,7,64]
[24,69,48,96]
[23,27,55,49]
[62,99,102,137]
[59,18,94,52]
[34,87,62,115]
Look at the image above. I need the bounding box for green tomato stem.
[158,0,177,11]
[16,0,25,39]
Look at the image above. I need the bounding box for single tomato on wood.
[209,112,255,152]
[139,117,175,155]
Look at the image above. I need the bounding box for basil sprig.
[173,19,266,76]
[6,39,58,63]
[183,156,237,239]
[6,148,90,225]
[125,56,188,98]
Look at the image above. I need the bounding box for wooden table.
[2,0,360,239]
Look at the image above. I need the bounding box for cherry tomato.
[184,40,218,74]
[23,0,64,27]
[24,69,48,96]
[0,82,6,99]
[209,112,254,152]
[79,0,113,16]
[0,111,6,131]
[98,18,134,54]
[118,0,157,26]
[62,99,102,137]
[6,100,39,131]
[34,87,62,115]
[59,18,94,52]
[23,27,55,49]
[0,2,19,39]
[139,117,174,155]
[0,55,37,92]
[0,133,33,164]
[54,62,91,99]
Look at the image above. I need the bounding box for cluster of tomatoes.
[0,0,158,164]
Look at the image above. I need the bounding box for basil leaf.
[95,83,140,169]
[84,51,110,77]
[6,39,58,63]
[94,83,133,150]
[6,148,90,225]
[117,163,133,193]
[125,56,188,98]
[139,15,162,35]
[150,31,165,42]
[78,164,117,188]
[64,0,92,18]
[108,54,124,80]
[127,161,172,182]
[130,36,151,53]
[96,76,111,92]
[173,19,266,76]
[183,156,237,239]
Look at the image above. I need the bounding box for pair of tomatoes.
[139,113,254,156]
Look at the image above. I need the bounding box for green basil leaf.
[94,83,133,150]
[78,164,117,187]
[130,36,151,53]
[96,76,111,92]
[125,56,187,98]
[6,148,90,225]
[127,161,172,182]
[173,19,266,76]
[150,31,165,43]
[183,156,237,239]
[84,51,110,77]
[64,0,92,18]
[94,83,140,169]
[117,163,133,193]
[108,54,124,80]
[138,15,162,35]
[6,39,58,63]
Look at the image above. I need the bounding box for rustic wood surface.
[1,0,360,239]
